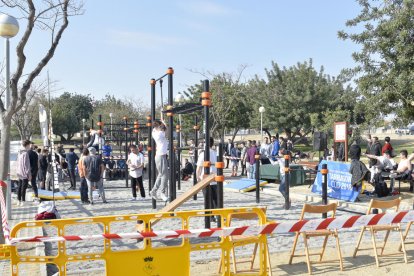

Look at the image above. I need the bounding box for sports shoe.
[20,201,25,207]
[103,200,108,204]
[129,198,137,201]
[139,197,146,201]
[149,190,158,200]
[160,193,168,202]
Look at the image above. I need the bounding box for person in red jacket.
[382,136,393,155]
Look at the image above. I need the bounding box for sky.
[2,0,362,107]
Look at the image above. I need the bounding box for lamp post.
[259,106,265,142]
[82,118,86,146]
[175,93,184,147]
[0,14,19,221]
[109,112,113,140]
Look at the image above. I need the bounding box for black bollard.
[284,155,290,210]
[321,163,328,218]
[255,148,261,204]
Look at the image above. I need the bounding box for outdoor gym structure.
[92,114,148,187]
[147,67,224,228]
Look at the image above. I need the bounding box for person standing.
[246,140,258,179]
[127,144,145,201]
[382,136,393,155]
[230,143,240,177]
[82,147,107,205]
[65,148,79,190]
[370,136,382,165]
[149,120,169,202]
[28,142,39,199]
[270,135,280,161]
[277,149,290,209]
[240,142,247,176]
[102,141,113,158]
[260,137,272,164]
[196,137,218,209]
[16,140,32,206]
[78,148,90,204]
[224,139,232,169]
[38,148,49,190]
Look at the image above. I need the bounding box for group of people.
[349,134,414,197]
[222,135,292,178]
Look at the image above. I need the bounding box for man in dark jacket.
[369,136,382,167]
[27,142,39,198]
[65,148,79,190]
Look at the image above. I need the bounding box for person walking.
[127,144,145,201]
[65,148,79,190]
[28,142,39,199]
[277,148,290,209]
[16,140,32,206]
[82,147,107,205]
[78,148,90,204]
[149,120,169,202]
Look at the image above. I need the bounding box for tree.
[11,81,47,140]
[0,1,83,244]
[91,94,148,143]
[338,0,414,123]
[51,92,93,142]
[251,60,357,143]
[184,66,253,141]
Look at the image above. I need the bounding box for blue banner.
[311,160,361,202]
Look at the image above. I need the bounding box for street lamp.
[109,113,113,140]
[259,106,265,142]
[175,93,185,147]
[82,118,86,145]
[0,14,19,221]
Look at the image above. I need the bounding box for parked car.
[395,128,410,135]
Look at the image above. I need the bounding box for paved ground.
[1,168,414,275]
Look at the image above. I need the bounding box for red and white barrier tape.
[6,210,414,245]
[224,156,242,160]
[0,181,11,244]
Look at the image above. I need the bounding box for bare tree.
[0,0,84,244]
[11,80,47,140]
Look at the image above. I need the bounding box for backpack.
[373,173,389,198]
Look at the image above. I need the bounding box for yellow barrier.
[1,207,270,275]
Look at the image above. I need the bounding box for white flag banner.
[38,104,49,147]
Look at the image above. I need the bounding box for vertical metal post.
[98,114,103,155]
[167,67,175,201]
[322,163,328,218]
[5,38,12,220]
[176,124,181,190]
[284,155,290,210]
[217,141,224,228]
[193,116,199,200]
[150,78,156,209]
[202,80,211,229]
[124,116,129,188]
[255,148,261,203]
[146,115,153,206]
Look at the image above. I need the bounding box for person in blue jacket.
[102,141,112,158]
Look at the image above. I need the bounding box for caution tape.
[0,181,11,244]
[5,210,414,245]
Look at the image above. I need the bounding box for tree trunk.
[231,128,239,142]
[0,117,11,244]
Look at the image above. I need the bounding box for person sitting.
[364,150,395,182]
[117,158,127,178]
[349,144,370,199]
[106,156,116,180]
[389,150,413,192]
[181,158,194,181]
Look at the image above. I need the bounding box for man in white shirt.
[149,120,169,202]
[260,137,272,164]
[127,144,145,201]
[196,137,218,209]
[365,150,396,182]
